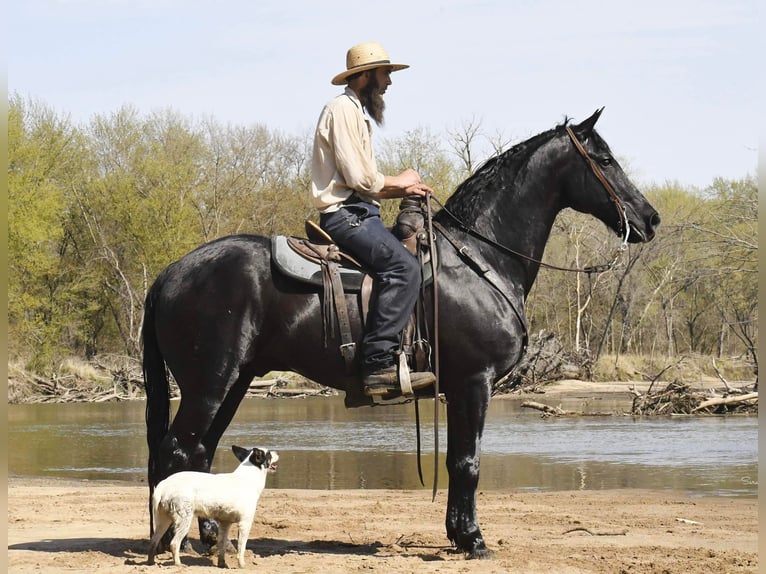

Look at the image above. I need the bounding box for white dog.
[147,445,278,568]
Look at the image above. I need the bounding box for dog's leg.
[235,519,252,568]
[169,504,194,566]
[216,522,231,568]
[147,507,173,564]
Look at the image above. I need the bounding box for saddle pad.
[271,235,366,291]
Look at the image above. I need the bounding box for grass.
[590,353,755,384]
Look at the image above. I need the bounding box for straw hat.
[331,41,409,86]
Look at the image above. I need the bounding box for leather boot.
[363,365,435,396]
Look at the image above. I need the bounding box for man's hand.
[398,168,434,197]
[381,168,434,198]
[404,182,434,197]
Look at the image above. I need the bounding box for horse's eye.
[599,157,612,168]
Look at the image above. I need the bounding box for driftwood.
[245,377,336,399]
[494,331,586,395]
[675,518,702,525]
[521,401,576,417]
[8,358,338,404]
[691,392,758,413]
[632,380,757,415]
[562,527,627,536]
[8,366,145,404]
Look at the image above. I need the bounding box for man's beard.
[360,75,385,126]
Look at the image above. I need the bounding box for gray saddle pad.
[270,235,366,291]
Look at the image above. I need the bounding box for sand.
[7,476,757,573]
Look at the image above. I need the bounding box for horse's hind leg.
[154,400,214,553]
[196,370,255,548]
[156,366,255,550]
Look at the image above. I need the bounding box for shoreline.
[9,376,755,405]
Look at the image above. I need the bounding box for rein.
[430,126,632,275]
[425,193,440,502]
[411,126,627,502]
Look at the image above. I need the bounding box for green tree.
[698,177,757,369]
[67,106,205,355]
[378,127,462,223]
[8,94,90,370]
[194,121,312,239]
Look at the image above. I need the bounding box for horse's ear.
[232,445,251,462]
[574,107,604,137]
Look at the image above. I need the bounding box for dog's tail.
[142,281,171,537]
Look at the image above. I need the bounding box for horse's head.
[564,108,660,243]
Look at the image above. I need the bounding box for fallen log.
[692,392,758,413]
[249,379,279,388]
[521,401,575,416]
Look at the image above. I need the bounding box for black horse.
[143,108,660,558]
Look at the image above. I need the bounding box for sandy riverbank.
[7,476,757,573]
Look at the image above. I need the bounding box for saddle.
[270,198,434,404]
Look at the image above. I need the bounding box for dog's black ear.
[232,445,251,463]
[249,448,267,468]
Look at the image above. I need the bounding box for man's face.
[360,67,391,126]
[372,67,392,94]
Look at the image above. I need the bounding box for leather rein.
[415,127,630,501]
[431,126,631,275]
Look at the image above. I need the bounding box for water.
[7,396,757,496]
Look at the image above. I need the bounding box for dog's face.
[232,445,279,472]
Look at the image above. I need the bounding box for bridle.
[565,125,631,249]
[432,125,632,275]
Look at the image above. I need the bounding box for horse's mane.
[443,118,573,220]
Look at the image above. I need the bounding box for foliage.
[8,95,90,371]
[7,96,758,381]
[377,127,461,223]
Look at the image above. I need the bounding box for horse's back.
[146,233,329,384]
[153,234,272,296]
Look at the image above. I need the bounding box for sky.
[7,0,760,189]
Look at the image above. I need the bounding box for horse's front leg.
[445,381,492,558]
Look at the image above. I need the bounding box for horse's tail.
[142,281,170,537]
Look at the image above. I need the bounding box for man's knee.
[386,247,419,282]
[402,253,421,283]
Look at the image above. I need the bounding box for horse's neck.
[464,164,562,292]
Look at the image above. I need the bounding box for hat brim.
[331,63,409,86]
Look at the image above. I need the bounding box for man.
[311,41,436,397]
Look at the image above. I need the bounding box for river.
[7,395,757,496]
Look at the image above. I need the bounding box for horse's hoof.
[199,521,219,550]
[466,547,494,560]
[450,532,491,559]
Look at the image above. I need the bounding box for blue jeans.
[320,200,421,374]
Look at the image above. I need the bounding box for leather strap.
[433,220,529,352]
[327,258,356,373]
[304,241,356,373]
[565,126,629,241]
[425,194,440,502]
